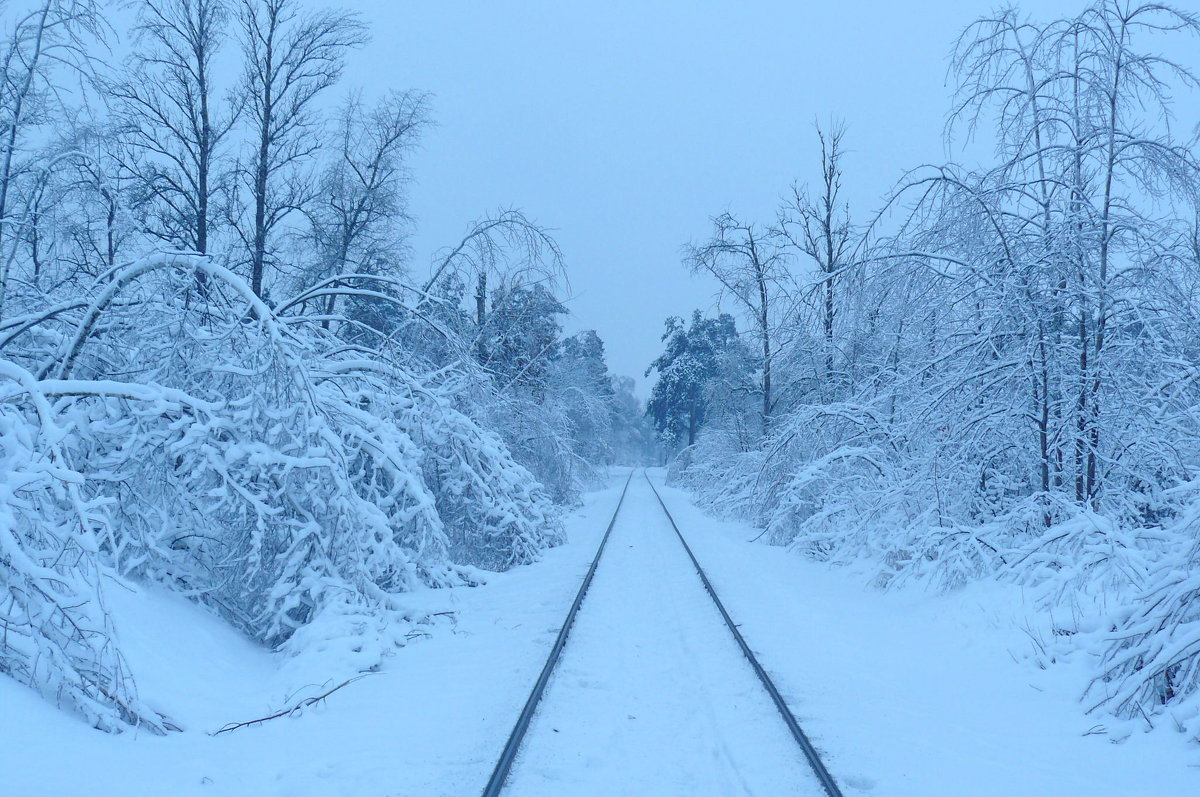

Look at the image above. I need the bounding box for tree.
[422,208,565,334]
[51,123,136,276]
[234,0,366,297]
[553,329,616,464]
[609,375,657,465]
[777,122,854,386]
[304,89,430,326]
[686,213,791,436]
[942,0,1200,508]
[557,329,611,399]
[671,0,1200,731]
[0,0,101,320]
[645,311,742,447]
[0,0,620,739]
[108,0,238,259]
[479,282,566,400]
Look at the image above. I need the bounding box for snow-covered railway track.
[642,473,843,797]
[480,469,842,796]
[479,470,636,797]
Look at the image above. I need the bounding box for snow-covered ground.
[0,481,623,797]
[4,469,1199,795]
[647,472,1200,796]
[505,473,823,796]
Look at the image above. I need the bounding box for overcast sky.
[345,0,1094,394]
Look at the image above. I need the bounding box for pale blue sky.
[345,1,1097,393]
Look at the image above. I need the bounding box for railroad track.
[480,469,842,797]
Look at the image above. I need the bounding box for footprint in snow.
[842,774,877,790]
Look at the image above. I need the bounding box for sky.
[344,0,1090,394]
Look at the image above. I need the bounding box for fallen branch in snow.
[210,674,374,735]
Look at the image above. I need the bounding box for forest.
[0,0,652,733]
[648,1,1200,739]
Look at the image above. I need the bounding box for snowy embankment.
[0,479,620,797]
[648,474,1200,796]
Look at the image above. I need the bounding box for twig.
[210,674,373,735]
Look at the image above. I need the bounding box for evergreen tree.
[645,311,742,448]
[479,284,566,400]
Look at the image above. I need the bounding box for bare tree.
[0,0,101,320]
[56,123,136,274]
[304,89,430,325]
[777,122,854,385]
[234,0,366,298]
[108,0,238,259]
[4,119,140,307]
[686,213,791,436]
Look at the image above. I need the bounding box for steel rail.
[480,469,634,797]
[644,471,845,797]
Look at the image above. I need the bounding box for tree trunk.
[475,271,487,327]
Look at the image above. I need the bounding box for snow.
[504,474,823,796]
[5,470,1200,795]
[0,479,615,796]
[646,472,1200,796]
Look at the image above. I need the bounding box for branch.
[210,674,374,735]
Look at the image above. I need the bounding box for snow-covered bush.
[38,257,436,648]
[0,361,164,734]
[0,252,570,729]
[1090,563,1200,740]
[313,351,563,573]
[1083,488,1200,739]
[417,398,562,570]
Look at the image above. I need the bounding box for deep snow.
[3,470,1199,795]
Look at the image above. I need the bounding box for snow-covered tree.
[666,0,1200,736]
[685,215,792,436]
[0,0,628,734]
[645,311,746,449]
